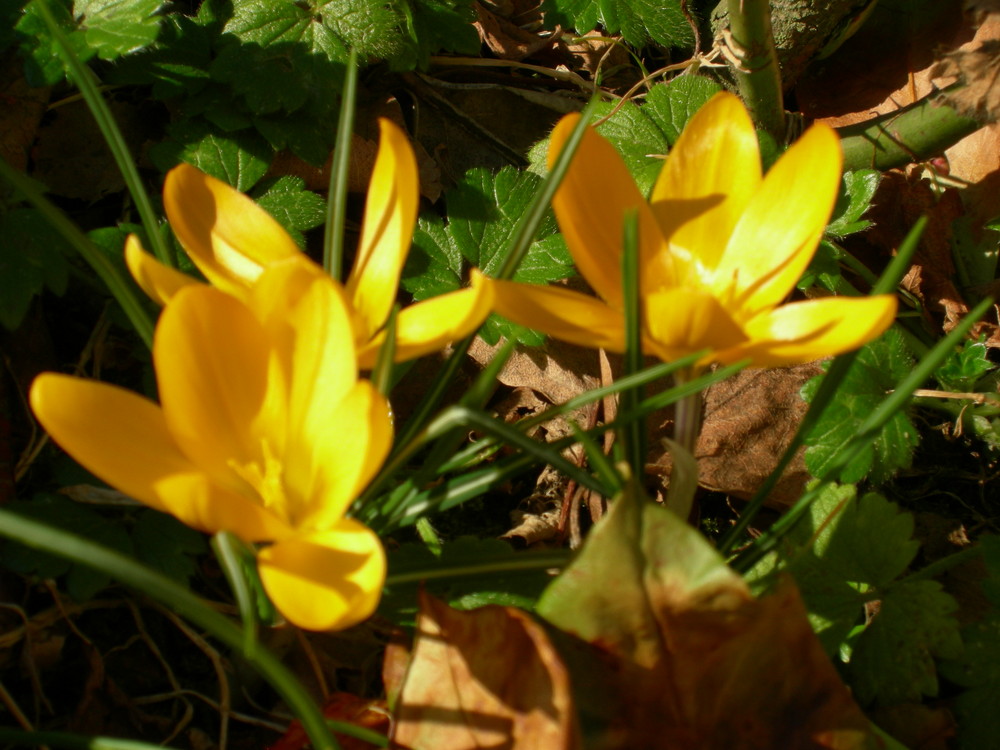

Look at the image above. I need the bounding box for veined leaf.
[542,0,693,48]
[74,0,163,60]
[802,328,919,484]
[403,166,574,345]
[849,579,962,705]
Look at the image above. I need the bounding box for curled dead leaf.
[391,591,579,750]
[931,39,1000,122]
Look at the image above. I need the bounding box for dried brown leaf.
[652,364,821,508]
[391,591,579,750]
[931,39,1000,122]
[538,493,876,749]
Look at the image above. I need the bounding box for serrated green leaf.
[2,494,132,599]
[403,166,571,345]
[935,337,997,392]
[0,208,71,330]
[104,14,212,98]
[543,0,692,48]
[253,111,331,166]
[849,579,962,705]
[803,328,919,484]
[74,0,162,60]
[209,0,416,115]
[589,76,722,193]
[380,536,554,626]
[939,616,1000,750]
[16,0,94,86]
[251,175,325,246]
[827,170,880,238]
[149,118,271,190]
[404,217,464,299]
[405,0,479,67]
[799,240,849,294]
[132,509,206,583]
[746,485,920,656]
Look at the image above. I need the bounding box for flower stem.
[725,0,785,141]
[839,87,981,172]
[324,49,359,281]
[672,368,703,456]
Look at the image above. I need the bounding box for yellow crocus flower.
[127,119,492,367]
[30,260,391,631]
[491,92,897,367]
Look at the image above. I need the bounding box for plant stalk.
[725,0,785,141]
[839,89,981,172]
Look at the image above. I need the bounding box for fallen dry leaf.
[931,39,1000,122]
[391,590,579,750]
[473,339,819,508]
[651,364,822,508]
[390,489,876,749]
[537,489,876,749]
[474,1,556,60]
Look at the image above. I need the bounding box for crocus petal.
[31,374,288,540]
[257,519,387,631]
[357,269,494,367]
[30,373,196,516]
[643,287,748,362]
[154,285,274,489]
[491,278,627,351]
[287,380,392,531]
[150,472,292,542]
[735,294,898,367]
[549,114,670,308]
[248,259,358,439]
[164,164,301,297]
[346,119,419,341]
[713,123,842,316]
[650,92,761,281]
[125,234,200,306]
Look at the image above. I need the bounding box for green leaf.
[103,14,212,98]
[403,166,574,345]
[747,485,920,655]
[0,208,71,330]
[849,579,962,705]
[1,494,132,599]
[380,536,555,626]
[802,328,919,484]
[939,615,1000,750]
[132,509,206,583]
[208,0,416,115]
[586,75,722,194]
[405,0,479,67]
[73,0,163,60]
[542,0,693,48]
[16,0,94,86]
[798,240,851,294]
[935,336,997,392]
[251,175,326,246]
[253,111,332,166]
[827,170,880,238]
[149,118,272,190]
